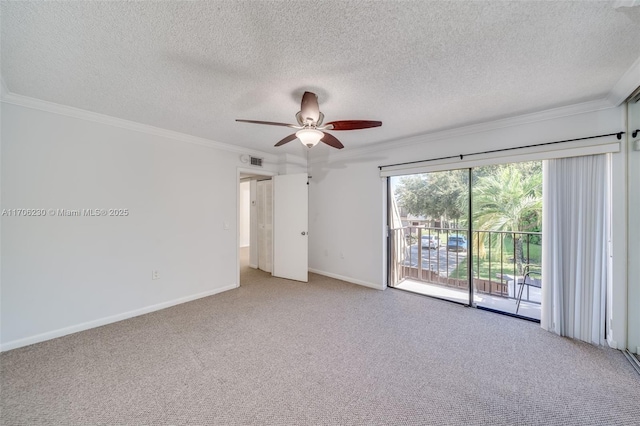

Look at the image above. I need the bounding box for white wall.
[239,181,250,247]
[279,153,308,175]
[0,102,278,350]
[309,105,630,346]
[308,160,387,289]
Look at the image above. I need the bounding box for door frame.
[237,168,277,288]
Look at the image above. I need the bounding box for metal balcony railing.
[389,226,542,304]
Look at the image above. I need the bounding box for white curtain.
[542,154,610,345]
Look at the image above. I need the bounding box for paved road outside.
[405,243,467,276]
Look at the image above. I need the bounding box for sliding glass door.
[389,168,471,305]
[471,163,542,320]
[388,161,542,320]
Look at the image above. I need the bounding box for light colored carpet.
[2,249,639,425]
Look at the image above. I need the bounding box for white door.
[257,180,273,273]
[273,173,308,282]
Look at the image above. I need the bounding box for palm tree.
[472,163,542,274]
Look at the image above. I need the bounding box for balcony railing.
[389,226,542,304]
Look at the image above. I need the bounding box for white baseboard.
[308,268,385,290]
[249,263,258,269]
[0,284,237,352]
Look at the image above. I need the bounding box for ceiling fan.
[236,91,382,149]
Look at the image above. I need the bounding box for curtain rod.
[378,131,624,170]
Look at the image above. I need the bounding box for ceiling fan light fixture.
[296,128,323,148]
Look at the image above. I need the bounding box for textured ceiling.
[2,1,640,155]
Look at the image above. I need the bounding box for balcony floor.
[395,279,541,321]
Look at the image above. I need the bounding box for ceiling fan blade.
[236,119,298,128]
[274,133,299,147]
[325,120,382,131]
[320,132,344,149]
[298,91,320,124]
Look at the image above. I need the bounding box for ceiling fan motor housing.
[299,91,321,125]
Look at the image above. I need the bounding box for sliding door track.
[623,350,640,376]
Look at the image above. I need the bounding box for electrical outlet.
[152,270,159,280]
[223,222,229,230]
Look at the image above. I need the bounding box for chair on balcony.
[516,265,541,314]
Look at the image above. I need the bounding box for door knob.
[301,232,306,235]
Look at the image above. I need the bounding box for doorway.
[237,169,276,287]
[237,171,310,286]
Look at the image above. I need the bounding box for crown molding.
[310,54,640,164]
[0,92,279,163]
[311,97,617,164]
[613,0,640,9]
[605,54,640,106]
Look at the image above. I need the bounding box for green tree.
[395,170,468,227]
[472,163,542,274]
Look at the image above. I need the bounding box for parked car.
[447,235,468,252]
[421,235,440,249]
